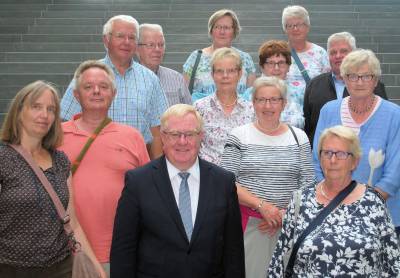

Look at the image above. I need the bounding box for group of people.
[1,4,400,278]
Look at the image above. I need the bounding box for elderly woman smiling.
[313,49,400,238]
[183,9,256,102]
[195,47,253,165]
[268,125,400,277]
[282,5,330,112]
[221,76,314,278]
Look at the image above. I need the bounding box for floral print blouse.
[268,184,400,277]
[194,94,254,165]
[287,43,330,112]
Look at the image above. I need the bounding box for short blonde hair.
[161,104,203,132]
[340,48,381,78]
[318,125,362,160]
[211,47,242,71]
[282,5,310,31]
[208,9,241,39]
[1,80,63,150]
[73,60,116,91]
[252,76,287,101]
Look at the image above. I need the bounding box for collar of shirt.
[209,93,247,112]
[62,113,118,136]
[104,53,135,74]
[165,157,200,182]
[332,72,345,99]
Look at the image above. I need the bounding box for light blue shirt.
[60,54,168,143]
[332,73,345,100]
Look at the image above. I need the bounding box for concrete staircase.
[1,0,400,122]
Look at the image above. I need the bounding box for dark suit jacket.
[303,72,387,146]
[110,156,245,278]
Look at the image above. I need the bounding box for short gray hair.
[252,76,287,101]
[208,9,241,39]
[340,49,381,78]
[103,15,139,40]
[73,60,116,91]
[282,5,310,31]
[327,32,357,51]
[318,125,362,161]
[139,23,164,42]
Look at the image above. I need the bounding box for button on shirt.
[166,158,200,225]
[60,54,168,143]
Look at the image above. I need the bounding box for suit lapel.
[190,159,213,245]
[152,156,188,242]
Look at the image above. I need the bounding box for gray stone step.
[0,73,72,86]
[0,4,47,10]
[386,86,400,100]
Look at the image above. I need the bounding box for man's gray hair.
[103,15,139,39]
[327,32,357,51]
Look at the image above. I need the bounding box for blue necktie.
[178,172,193,240]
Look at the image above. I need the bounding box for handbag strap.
[188,49,202,95]
[285,180,357,276]
[71,117,112,175]
[291,48,311,85]
[9,144,77,247]
[287,125,299,147]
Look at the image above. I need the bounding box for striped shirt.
[60,55,168,143]
[157,66,192,106]
[221,123,315,208]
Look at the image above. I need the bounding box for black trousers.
[0,256,72,278]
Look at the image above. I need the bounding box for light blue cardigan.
[313,97,400,226]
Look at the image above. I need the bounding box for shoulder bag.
[284,180,357,277]
[188,49,202,95]
[291,48,311,85]
[10,144,100,278]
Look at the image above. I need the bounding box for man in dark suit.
[110,104,245,278]
[303,31,387,146]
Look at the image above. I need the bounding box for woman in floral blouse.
[195,47,253,165]
[282,5,330,114]
[268,125,400,277]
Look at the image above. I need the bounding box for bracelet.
[252,199,265,212]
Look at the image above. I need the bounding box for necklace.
[256,120,281,133]
[217,95,237,107]
[320,183,333,201]
[348,95,375,114]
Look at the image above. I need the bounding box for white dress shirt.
[166,158,200,225]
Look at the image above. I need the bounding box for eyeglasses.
[213,68,239,76]
[346,74,375,82]
[264,61,288,68]
[109,32,136,42]
[138,42,165,49]
[162,130,200,141]
[254,97,283,105]
[320,150,353,160]
[213,25,234,31]
[285,23,307,30]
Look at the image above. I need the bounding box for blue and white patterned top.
[60,55,168,143]
[268,184,400,277]
[287,43,330,112]
[183,47,256,102]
